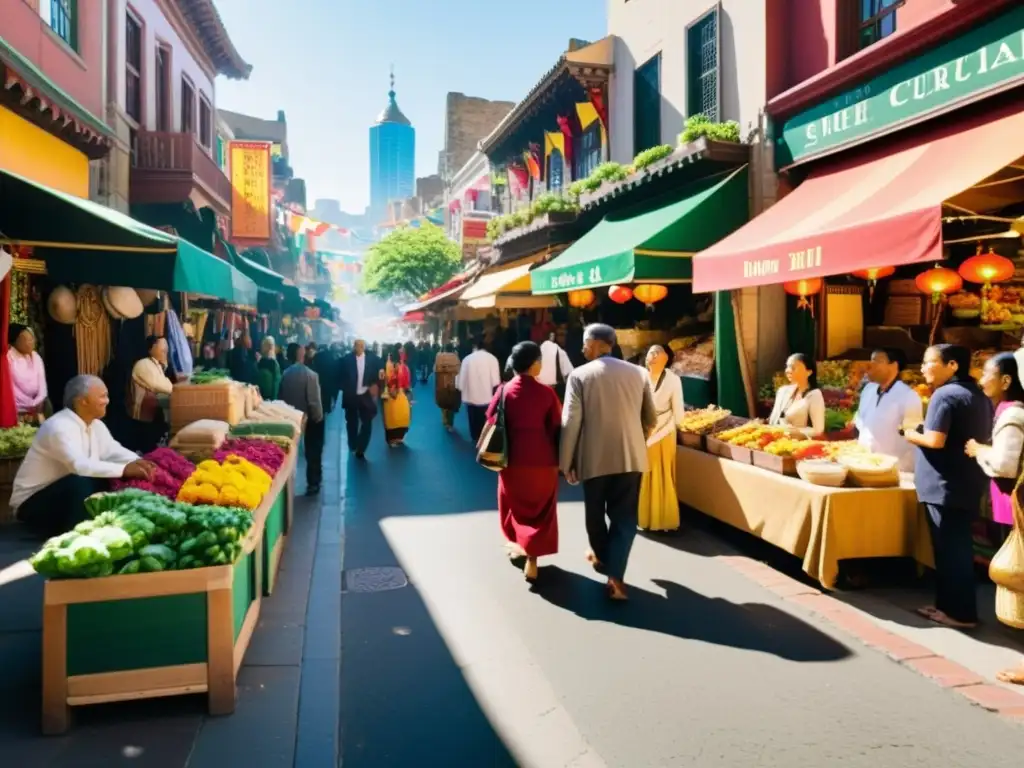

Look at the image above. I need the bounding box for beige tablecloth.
[676,447,933,588]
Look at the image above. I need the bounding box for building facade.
[441,93,515,184]
[100,0,249,233]
[1,0,113,199]
[369,72,415,223]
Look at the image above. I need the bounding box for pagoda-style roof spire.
[375,66,411,126]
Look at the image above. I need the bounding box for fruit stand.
[675,408,933,588]
[30,376,304,734]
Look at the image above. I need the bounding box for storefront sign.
[531,252,634,294]
[229,141,273,245]
[0,107,88,197]
[777,6,1024,166]
[461,218,488,245]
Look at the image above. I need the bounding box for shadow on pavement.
[532,566,853,663]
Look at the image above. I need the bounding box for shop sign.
[777,6,1024,166]
[462,218,488,245]
[531,251,634,294]
[229,141,273,245]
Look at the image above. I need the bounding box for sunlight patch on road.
[0,559,34,588]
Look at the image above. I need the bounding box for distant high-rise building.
[369,69,415,222]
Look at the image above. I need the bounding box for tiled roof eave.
[179,0,252,79]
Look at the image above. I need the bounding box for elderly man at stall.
[11,375,155,537]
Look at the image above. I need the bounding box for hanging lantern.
[632,283,669,307]
[958,246,1015,285]
[567,289,596,309]
[915,266,963,304]
[783,278,822,316]
[851,266,895,301]
[608,285,633,304]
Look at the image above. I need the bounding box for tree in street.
[361,224,461,300]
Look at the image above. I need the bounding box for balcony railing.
[131,131,232,210]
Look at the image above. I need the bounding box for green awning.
[235,251,286,291]
[0,169,257,307]
[530,168,749,295]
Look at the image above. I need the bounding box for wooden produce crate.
[170,381,245,434]
[705,436,753,464]
[751,450,797,476]
[679,431,705,450]
[257,446,297,596]
[39,493,276,734]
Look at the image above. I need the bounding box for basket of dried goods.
[797,459,849,488]
[837,453,900,488]
[678,407,732,449]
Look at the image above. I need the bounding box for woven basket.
[170,381,244,433]
[995,586,1024,629]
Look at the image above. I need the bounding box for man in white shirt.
[538,332,574,399]
[12,375,155,537]
[456,337,501,442]
[852,348,923,472]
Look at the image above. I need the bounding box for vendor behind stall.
[128,336,174,452]
[842,348,923,472]
[11,375,155,537]
[7,323,48,424]
[768,353,826,436]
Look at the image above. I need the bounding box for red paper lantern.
[958,249,1014,285]
[915,267,963,303]
[852,266,895,300]
[608,285,633,304]
[783,278,822,316]
[567,289,596,309]
[633,284,668,306]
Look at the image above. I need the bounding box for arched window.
[547,149,564,192]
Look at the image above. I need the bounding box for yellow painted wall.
[0,107,89,197]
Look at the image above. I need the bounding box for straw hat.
[104,286,144,320]
[136,288,159,308]
[101,288,122,319]
[47,285,78,324]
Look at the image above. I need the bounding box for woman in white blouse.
[769,353,826,436]
[128,336,175,451]
[638,345,686,531]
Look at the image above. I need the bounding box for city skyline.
[368,69,416,220]
[210,0,606,212]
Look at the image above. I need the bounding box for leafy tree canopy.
[361,224,461,300]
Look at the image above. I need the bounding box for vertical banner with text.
[229,140,273,246]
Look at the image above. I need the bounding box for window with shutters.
[687,9,719,122]
[125,12,143,124]
[47,0,78,50]
[181,76,195,134]
[199,95,212,150]
[573,123,601,181]
[155,45,171,131]
[857,0,900,50]
[547,150,564,192]
[633,54,662,155]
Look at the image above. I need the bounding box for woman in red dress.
[486,341,561,581]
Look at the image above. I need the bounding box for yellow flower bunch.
[177,457,272,510]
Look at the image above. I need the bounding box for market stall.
[29,380,305,734]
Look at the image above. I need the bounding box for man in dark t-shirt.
[904,345,993,629]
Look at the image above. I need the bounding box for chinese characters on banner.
[229,141,273,245]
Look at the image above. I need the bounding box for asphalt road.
[339,389,1024,768]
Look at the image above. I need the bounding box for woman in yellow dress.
[382,348,412,446]
[638,345,686,531]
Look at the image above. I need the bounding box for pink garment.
[990,400,1018,526]
[7,348,47,413]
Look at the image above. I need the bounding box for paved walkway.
[339,391,1024,768]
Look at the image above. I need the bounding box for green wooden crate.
[261,489,288,595]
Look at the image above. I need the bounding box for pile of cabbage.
[29,488,254,579]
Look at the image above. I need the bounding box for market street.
[338,392,1024,768]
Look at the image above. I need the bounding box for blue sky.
[214,0,606,214]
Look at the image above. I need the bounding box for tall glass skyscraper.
[369,71,415,221]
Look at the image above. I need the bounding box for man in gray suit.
[560,324,656,600]
[279,343,325,496]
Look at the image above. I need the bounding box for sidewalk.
[0,411,344,767]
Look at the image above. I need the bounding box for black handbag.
[476,385,508,471]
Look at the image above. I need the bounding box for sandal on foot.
[923,608,978,629]
[523,558,538,581]
[605,579,628,601]
[996,667,1024,685]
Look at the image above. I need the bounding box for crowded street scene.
[4,0,1024,765]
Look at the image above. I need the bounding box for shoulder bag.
[476,385,508,472]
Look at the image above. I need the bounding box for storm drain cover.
[342,567,408,593]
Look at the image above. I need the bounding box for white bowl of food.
[796,459,848,488]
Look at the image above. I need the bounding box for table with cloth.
[675,447,934,588]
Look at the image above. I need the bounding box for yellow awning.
[461,260,557,310]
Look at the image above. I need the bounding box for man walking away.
[539,331,574,403]
[309,341,339,414]
[560,324,656,600]
[457,336,501,443]
[280,343,325,495]
[339,339,383,459]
